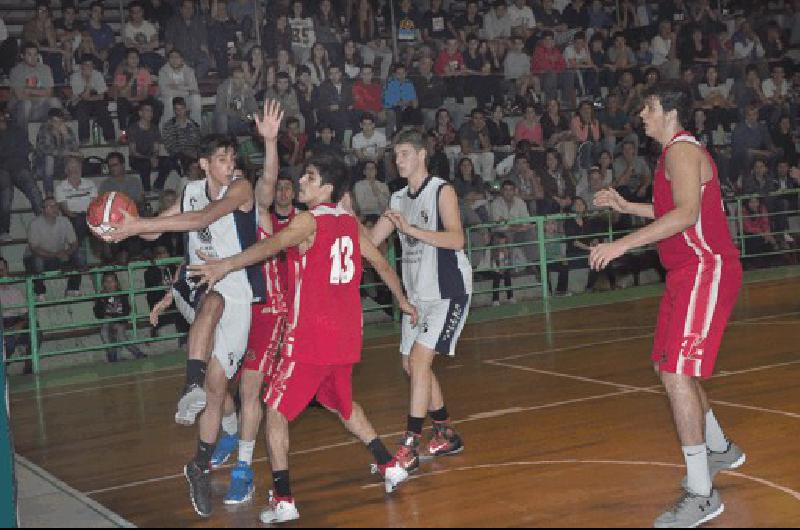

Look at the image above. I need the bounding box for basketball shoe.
[654,488,724,528]
[210,433,238,468]
[223,462,255,505]
[426,420,464,458]
[260,491,300,524]
[175,384,207,426]
[681,441,746,488]
[184,460,212,518]
[370,458,410,493]
[394,433,421,473]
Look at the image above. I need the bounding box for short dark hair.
[172,96,186,109]
[107,151,125,165]
[643,80,692,126]
[20,41,39,54]
[0,257,7,268]
[276,72,291,82]
[306,151,350,203]
[394,129,426,151]
[360,113,375,123]
[79,54,96,65]
[198,134,237,160]
[48,108,65,120]
[502,179,517,189]
[128,1,143,10]
[90,1,104,10]
[125,47,139,57]
[286,116,300,127]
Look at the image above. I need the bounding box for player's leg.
[222,368,262,505]
[176,292,225,426]
[260,407,299,524]
[184,357,228,518]
[210,391,239,468]
[690,379,746,483]
[396,342,436,472]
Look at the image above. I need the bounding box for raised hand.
[255,99,284,142]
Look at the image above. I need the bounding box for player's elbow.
[451,232,465,251]
[677,207,700,231]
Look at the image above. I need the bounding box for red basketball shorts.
[652,258,742,379]
[240,305,287,381]
[264,359,354,422]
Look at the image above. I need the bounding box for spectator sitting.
[22,1,68,83]
[145,247,188,342]
[543,148,576,213]
[612,141,653,202]
[110,48,162,132]
[262,13,292,60]
[541,99,573,147]
[0,16,17,78]
[504,36,532,83]
[162,97,202,162]
[34,108,79,198]
[351,113,387,166]
[564,31,598,96]
[697,65,737,131]
[0,257,32,374]
[570,101,602,168]
[164,0,211,80]
[353,64,386,122]
[207,1,240,79]
[483,0,513,53]
[565,196,613,291]
[306,42,330,87]
[459,108,496,182]
[308,123,343,157]
[600,93,637,155]
[213,66,258,136]
[742,197,779,269]
[773,115,798,168]
[289,0,316,66]
[228,0,256,40]
[314,0,344,62]
[490,179,535,266]
[383,63,422,134]
[651,20,680,79]
[342,39,362,81]
[411,58,446,129]
[100,152,144,206]
[314,64,355,140]
[9,42,63,131]
[452,0,484,46]
[353,161,390,219]
[243,47,270,100]
[265,72,302,125]
[69,55,115,145]
[116,1,164,74]
[488,105,513,149]
[731,104,778,181]
[580,166,607,212]
[762,64,794,126]
[453,157,485,199]
[158,49,202,125]
[54,155,97,262]
[94,272,147,362]
[24,197,85,301]
[85,2,116,68]
[742,158,778,196]
[0,112,43,242]
[278,117,308,170]
[128,102,174,192]
[425,131,450,181]
[531,31,576,108]
[514,104,544,148]
[513,156,548,214]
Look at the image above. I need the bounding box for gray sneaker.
[654,489,724,528]
[681,442,746,488]
[175,384,207,426]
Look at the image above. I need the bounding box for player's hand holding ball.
[87,192,140,243]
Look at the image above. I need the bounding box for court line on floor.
[486,359,800,420]
[83,388,639,497]
[357,460,800,504]
[15,454,136,528]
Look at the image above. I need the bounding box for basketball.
[87,192,139,235]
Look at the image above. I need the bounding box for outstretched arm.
[594,187,655,219]
[590,143,703,270]
[186,212,316,290]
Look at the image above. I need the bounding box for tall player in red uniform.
[591,82,744,528]
[188,151,417,524]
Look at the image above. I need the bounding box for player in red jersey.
[188,151,417,524]
[591,81,743,528]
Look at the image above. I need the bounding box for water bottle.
[91,121,101,145]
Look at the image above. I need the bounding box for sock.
[238,440,255,465]
[705,410,728,452]
[406,416,425,436]
[186,360,207,388]
[683,444,712,496]
[221,412,238,436]
[272,470,292,498]
[367,438,393,466]
[195,439,216,471]
[429,406,450,423]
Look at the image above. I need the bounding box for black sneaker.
[184,460,212,518]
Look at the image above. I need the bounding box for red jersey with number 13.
[653,131,740,271]
[282,203,363,365]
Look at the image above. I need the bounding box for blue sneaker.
[210,433,238,469]
[223,462,255,505]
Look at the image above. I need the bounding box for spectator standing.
[69,55,114,145]
[165,0,211,80]
[213,66,258,136]
[94,272,147,362]
[34,109,79,198]
[0,113,43,242]
[24,197,85,300]
[54,155,97,262]
[9,42,62,131]
[158,50,202,125]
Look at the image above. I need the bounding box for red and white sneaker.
[371,458,410,493]
[395,432,421,473]
[259,491,300,524]
[425,421,464,457]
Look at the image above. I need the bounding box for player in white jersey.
[96,126,274,517]
[370,130,473,472]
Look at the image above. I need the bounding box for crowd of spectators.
[0,0,798,316]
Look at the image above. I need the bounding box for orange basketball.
[87,192,139,235]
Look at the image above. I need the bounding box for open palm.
[255,99,284,141]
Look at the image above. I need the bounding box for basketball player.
[368,130,472,472]
[188,151,415,524]
[591,81,744,528]
[211,128,300,503]
[96,122,274,516]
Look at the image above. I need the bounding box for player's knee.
[201,291,225,317]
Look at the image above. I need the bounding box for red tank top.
[257,208,296,314]
[653,131,740,271]
[282,204,364,365]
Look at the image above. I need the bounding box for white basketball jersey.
[181,178,262,303]
[390,176,473,301]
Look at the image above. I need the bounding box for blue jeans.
[24,252,86,295]
[0,165,44,234]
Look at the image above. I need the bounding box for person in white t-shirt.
[54,155,98,259]
[122,1,163,73]
[507,0,536,38]
[762,64,794,123]
[353,160,391,218]
[651,20,680,79]
[351,113,388,164]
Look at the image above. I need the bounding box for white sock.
[221,412,238,436]
[705,410,728,452]
[238,440,255,465]
[683,444,712,496]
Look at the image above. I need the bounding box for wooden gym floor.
[9,276,800,527]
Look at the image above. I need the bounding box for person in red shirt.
[434,36,466,76]
[352,63,384,122]
[591,81,743,528]
[531,30,576,108]
[188,151,418,524]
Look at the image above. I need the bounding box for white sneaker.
[174,384,207,426]
[260,492,300,524]
[380,461,409,494]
